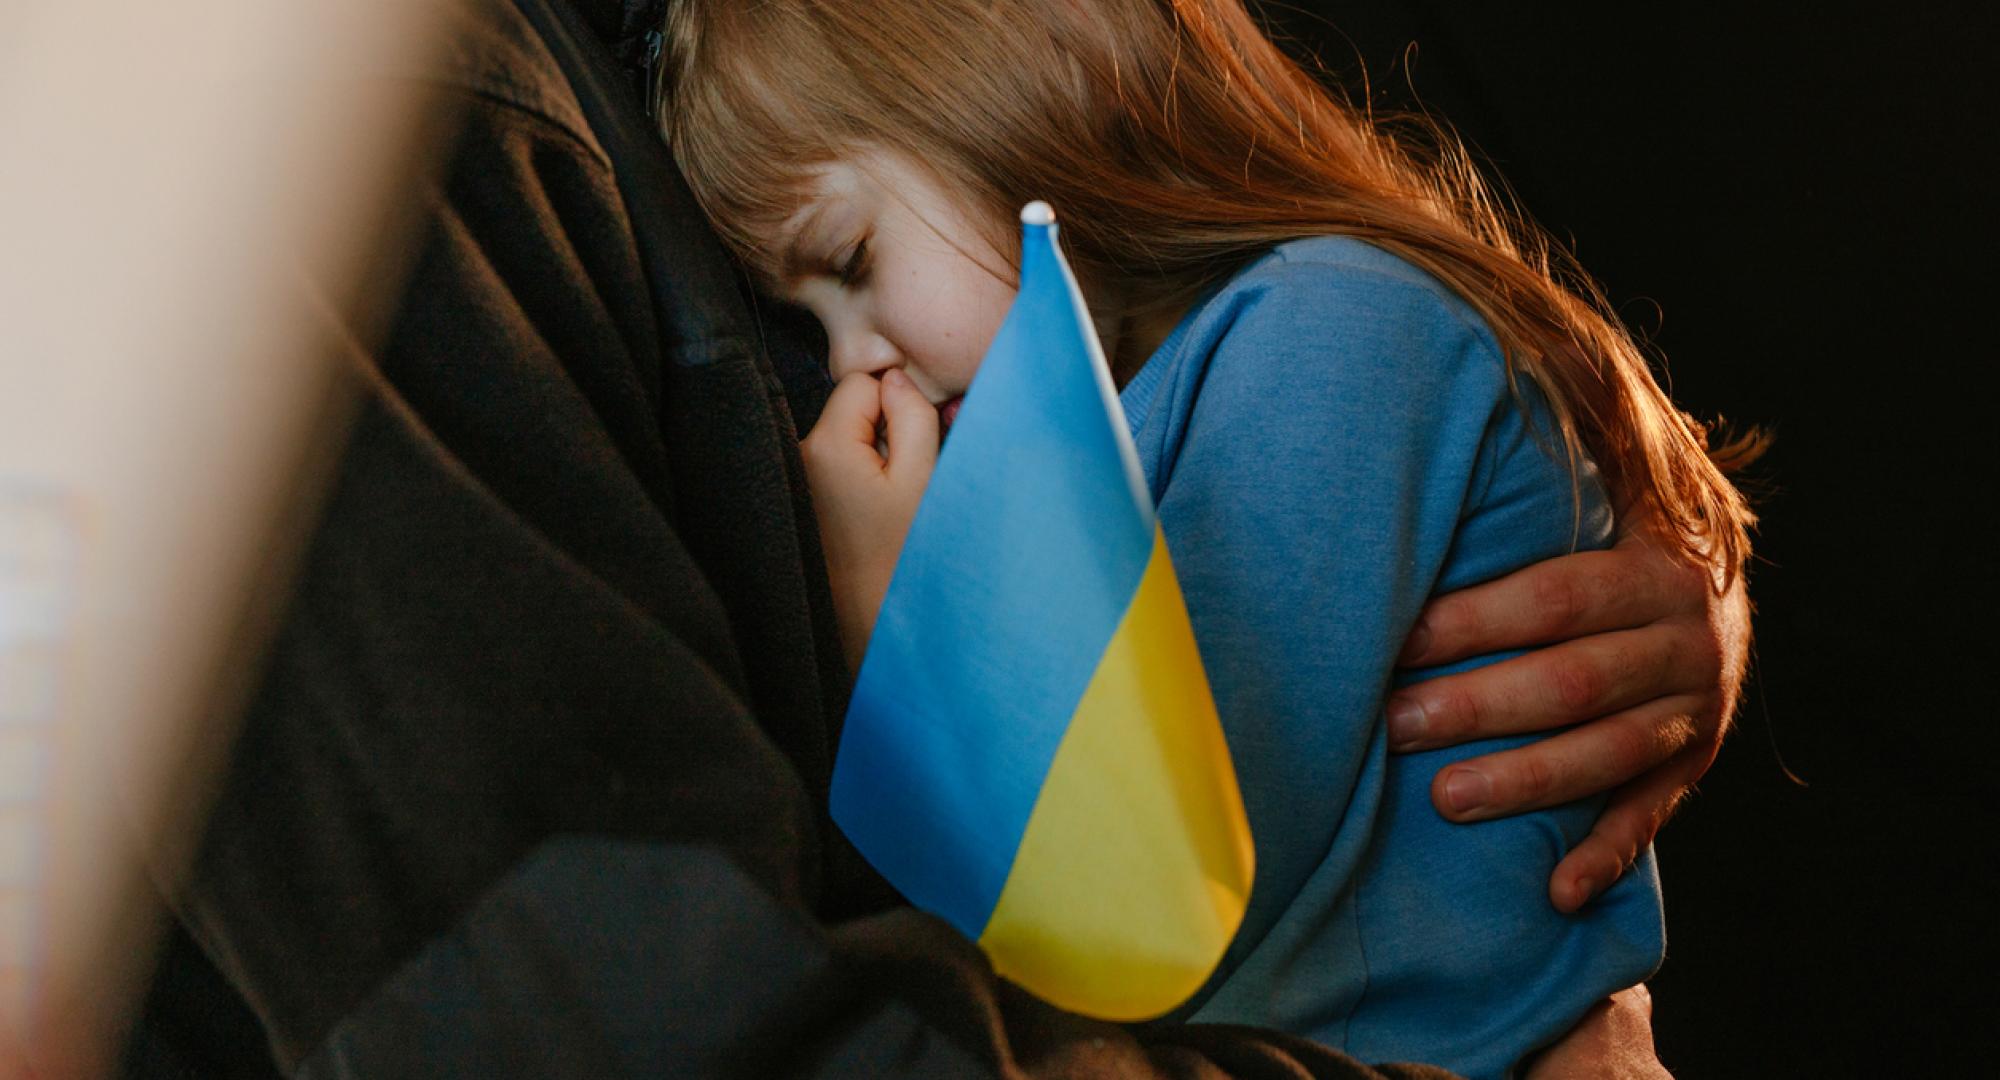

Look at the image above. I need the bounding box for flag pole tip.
[1020,200,1056,226]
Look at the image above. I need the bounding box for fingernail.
[1398,622,1432,665]
[882,368,910,389]
[1443,769,1491,815]
[1386,696,1427,749]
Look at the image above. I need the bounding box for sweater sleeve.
[1139,245,1659,1078]
[1148,254,1517,939]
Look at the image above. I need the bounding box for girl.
[655,1,1758,1077]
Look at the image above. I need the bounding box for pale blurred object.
[0,1,446,1075]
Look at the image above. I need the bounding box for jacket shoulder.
[403,0,611,167]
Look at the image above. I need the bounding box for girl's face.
[762,150,1019,432]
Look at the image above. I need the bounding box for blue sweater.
[1118,237,1663,1079]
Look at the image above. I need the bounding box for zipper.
[641,27,665,117]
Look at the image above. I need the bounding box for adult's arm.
[1388,504,1749,911]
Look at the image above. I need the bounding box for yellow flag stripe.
[977,526,1254,1020]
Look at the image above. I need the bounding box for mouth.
[938,395,965,434]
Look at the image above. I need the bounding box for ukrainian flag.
[830,201,1253,1020]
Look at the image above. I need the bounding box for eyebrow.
[776,200,834,286]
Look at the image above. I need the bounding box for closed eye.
[838,236,871,288]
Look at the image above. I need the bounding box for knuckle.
[1425,594,1479,649]
[1549,656,1603,713]
[1612,541,1694,621]
[1513,753,1558,804]
[1656,711,1700,755]
[1612,550,1663,603]
[1588,821,1645,871]
[1637,628,1678,689]
[1606,720,1659,775]
[1429,684,1480,741]
[1665,543,1711,593]
[1572,838,1623,881]
[1530,571,1588,635]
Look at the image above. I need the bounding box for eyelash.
[837,237,871,287]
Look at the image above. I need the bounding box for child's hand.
[800,368,939,674]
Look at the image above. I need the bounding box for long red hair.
[657,0,1761,583]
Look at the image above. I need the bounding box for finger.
[1428,694,1703,823]
[1399,540,1703,668]
[878,368,940,484]
[1548,744,1709,912]
[1388,623,1705,751]
[804,372,886,465]
[819,371,886,445]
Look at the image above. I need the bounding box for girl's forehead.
[766,161,867,241]
[817,151,967,216]
[770,152,915,237]
[796,158,869,205]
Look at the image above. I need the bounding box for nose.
[826,326,902,383]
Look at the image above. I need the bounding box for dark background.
[120,4,1997,1078]
[1274,3,1997,1075]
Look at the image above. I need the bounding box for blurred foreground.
[0,2,445,1074]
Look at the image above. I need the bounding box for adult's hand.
[1386,511,1749,912]
[1523,985,1671,1079]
